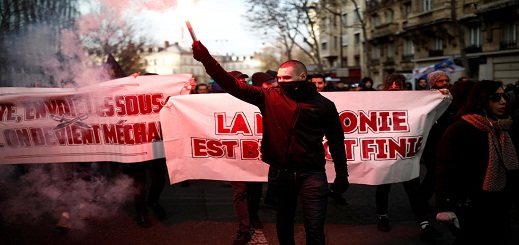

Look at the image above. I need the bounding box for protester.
[311,74,326,92]
[251,72,276,89]
[192,40,349,245]
[195,83,210,94]
[52,163,94,233]
[420,70,454,209]
[416,77,429,90]
[310,74,347,205]
[374,74,443,241]
[435,80,519,244]
[128,73,168,228]
[229,70,264,245]
[360,77,376,91]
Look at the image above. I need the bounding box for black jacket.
[197,57,348,177]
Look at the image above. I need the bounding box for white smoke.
[0,163,133,226]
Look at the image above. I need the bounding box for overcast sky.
[132,0,263,54]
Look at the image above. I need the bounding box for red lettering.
[361,139,377,160]
[340,111,357,134]
[207,140,224,157]
[241,140,260,159]
[115,96,126,116]
[6,103,18,120]
[125,95,139,116]
[221,140,239,158]
[393,112,408,131]
[192,138,208,157]
[151,94,164,113]
[137,94,152,114]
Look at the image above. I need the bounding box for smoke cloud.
[0,163,133,226]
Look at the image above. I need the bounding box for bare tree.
[244,0,326,73]
[79,8,148,75]
[0,0,80,86]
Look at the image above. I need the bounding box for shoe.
[136,213,151,228]
[420,224,443,241]
[233,230,253,245]
[148,203,167,220]
[377,216,390,232]
[55,215,71,233]
[328,190,347,205]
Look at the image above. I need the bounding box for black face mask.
[278,81,307,96]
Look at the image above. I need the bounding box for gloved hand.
[192,40,211,62]
[330,176,349,194]
[436,211,459,228]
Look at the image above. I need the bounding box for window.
[372,15,380,27]
[404,2,412,17]
[342,34,348,47]
[354,7,362,23]
[468,25,482,47]
[387,44,394,58]
[432,37,443,50]
[386,9,394,23]
[321,41,328,50]
[404,40,415,55]
[342,13,348,26]
[372,46,381,59]
[422,0,432,12]
[354,33,361,46]
[503,23,517,42]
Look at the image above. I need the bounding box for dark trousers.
[128,159,166,214]
[420,156,436,204]
[231,181,263,232]
[376,177,427,223]
[268,166,328,245]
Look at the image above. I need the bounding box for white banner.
[161,91,450,185]
[0,74,192,164]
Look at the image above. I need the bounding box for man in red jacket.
[192,40,349,245]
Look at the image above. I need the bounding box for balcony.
[429,49,444,57]
[371,23,399,39]
[383,57,395,66]
[402,54,414,62]
[500,41,517,50]
[370,59,380,66]
[464,45,482,53]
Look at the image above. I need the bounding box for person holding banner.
[376,74,442,241]
[192,40,349,245]
[435,80,519,244]
[228,70,264,245]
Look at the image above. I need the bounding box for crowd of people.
[4,43,519,245]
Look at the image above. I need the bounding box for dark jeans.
[128,159,167,214]
[231,181,263,232]
[376,177,427,223]
[268,166,328,245]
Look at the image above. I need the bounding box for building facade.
[317,0,519,86]
[143,41,262,87]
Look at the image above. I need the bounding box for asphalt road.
[1,176,518,245]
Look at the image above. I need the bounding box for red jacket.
[198,57,348,177]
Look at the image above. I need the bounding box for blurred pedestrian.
[192,40,349,245]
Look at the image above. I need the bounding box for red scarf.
[462,114,519,191]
